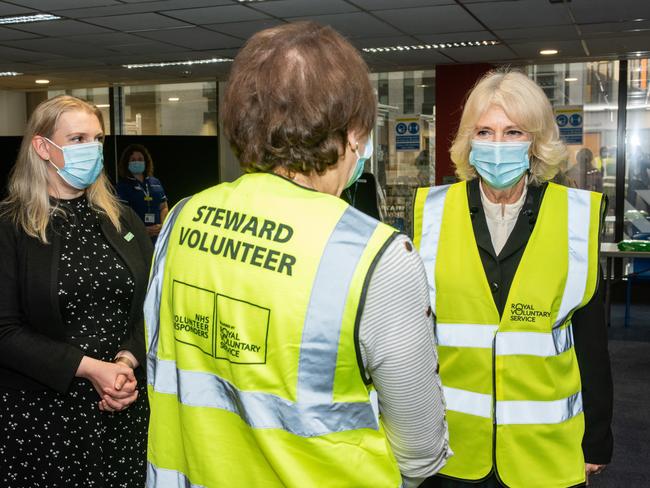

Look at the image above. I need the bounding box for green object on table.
[617,240,650,252]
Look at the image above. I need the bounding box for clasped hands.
[76,356,139,413]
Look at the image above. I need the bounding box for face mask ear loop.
[41,136,60,168]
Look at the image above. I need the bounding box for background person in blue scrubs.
[116,144,168,242]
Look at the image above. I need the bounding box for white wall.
[0,90,27,136]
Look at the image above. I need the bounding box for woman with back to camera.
[145,21,450,488]
[413,70,613,488]
[117,143,168,242]
[0,95,152,487]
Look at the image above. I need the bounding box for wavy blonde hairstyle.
[1,95,121,243]
[450,70,567,185]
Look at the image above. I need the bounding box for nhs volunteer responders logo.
[172,280,269,364]
[509,302,551,323]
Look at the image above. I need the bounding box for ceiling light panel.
[123,57,232,69]
[0,14,60,25]
[362,40,499,53]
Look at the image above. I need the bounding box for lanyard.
[135,178,153,202]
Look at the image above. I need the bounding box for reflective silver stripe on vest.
[436,323,498,349]
[419,185,451,312]
[496,392,583,425]
[554,188,592,328]
[144,197,191,364]
[495,324,574,357]
[443,386,492,418]
[297,206,379,404]
[443,387,583,425]
[147,462,205,488]
[151,358,379,437]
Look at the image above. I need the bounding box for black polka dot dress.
[0,196,148,487]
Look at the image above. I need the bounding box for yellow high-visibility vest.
[413,181,602,488]
[145,172,401,488]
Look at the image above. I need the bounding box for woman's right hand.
[76,356,138,412]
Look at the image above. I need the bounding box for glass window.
[369,70,435,232]
[48,87,111,135]
[625,58,650,239]
[122,82,217,136]
[527,61,619,242]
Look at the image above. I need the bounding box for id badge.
[144,213,156,224]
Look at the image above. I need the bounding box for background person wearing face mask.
[413,70,612,488]
[116,143,169,242]
[0,95,152,487]
[145,22,450,488]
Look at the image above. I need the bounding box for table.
[601,242,650,327]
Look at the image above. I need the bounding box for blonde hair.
[450,69,567,185]
[1,95,121,243]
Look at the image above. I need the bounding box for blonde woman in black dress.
[0,95,151,487]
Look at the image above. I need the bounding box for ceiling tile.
[55,1,232,19]
[354,0,454,9]
[373,5,485,35]
[495,24,577,42]
[161,5,270,25]
[465,0,572,30]
[0,44,64,62]
[442,44,515,63]
[29,58,106,67]
[0,2,34,15]
[84,13,191,32]
[105,40,189,55]
[363,49,452,67]
[54,3,166,18]
[136,26,241,50]
[417,30,494,43]
[0,61,39,72]
[252,0,359,17]
[61,31,149,46]
[569,0,650,24]
[294,12,403,38]
[585,34,650,57]
[9,0,120,10]
[7,19,113,36]
[203,19,283,39]
[0,26,41,41]
[354,36,419,49]
[579,20,650,35]
[3,37,117,57]
[460,0,523,3]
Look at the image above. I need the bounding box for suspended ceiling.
[0,0,648,89]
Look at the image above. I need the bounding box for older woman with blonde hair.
[0,95,151,486]
[413,70,612,488]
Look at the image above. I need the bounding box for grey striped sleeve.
[359,233,451,484]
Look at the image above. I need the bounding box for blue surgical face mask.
[469,140,531,189]
[129,160,145,175]
[345,135,373,189]
[45,138,104,190]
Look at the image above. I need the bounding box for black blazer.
[466,178,614,464]
[0,204,153,393]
